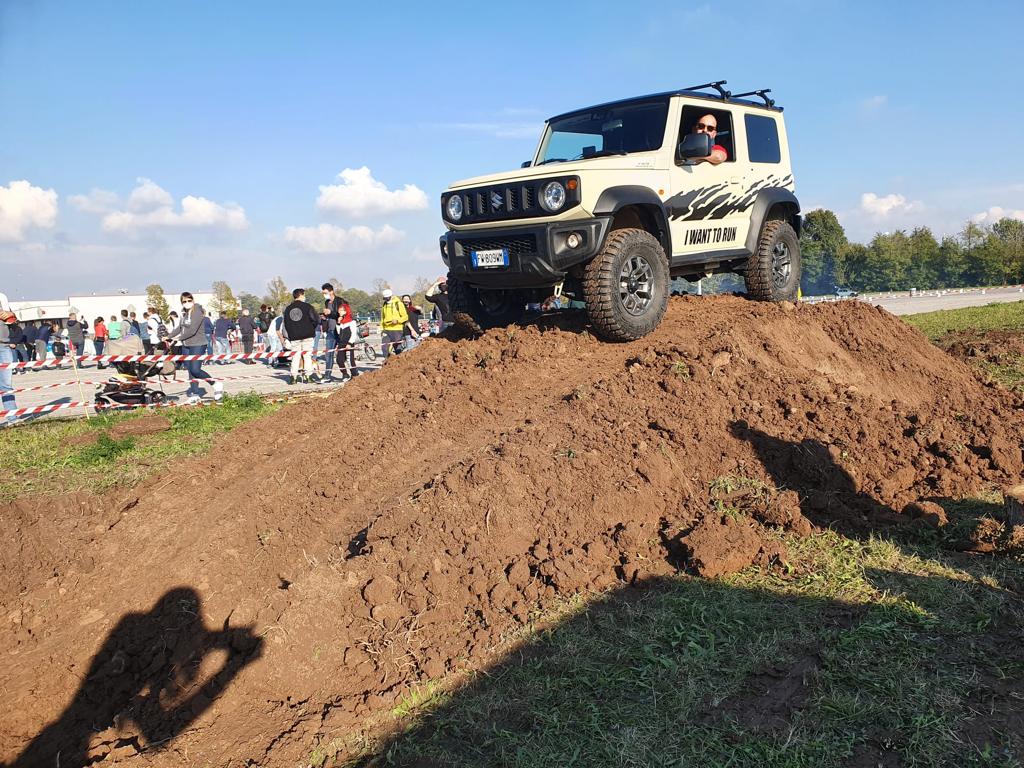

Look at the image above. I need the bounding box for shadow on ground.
[350,425,1023,768]
[6,588,262,767]
[352,567,1022,768]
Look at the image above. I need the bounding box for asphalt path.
[806,285,1024,316]
[5,338,387,423]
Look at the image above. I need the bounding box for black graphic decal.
[667,174,795,222]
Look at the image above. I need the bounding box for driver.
[690,114,728,165]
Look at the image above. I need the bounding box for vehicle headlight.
[541,181,566,212]
[446,194,463,221]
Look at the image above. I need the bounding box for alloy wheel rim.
[619,255,655,316]
[772,241,792,288]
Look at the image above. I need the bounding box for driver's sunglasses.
[695,122,717,132]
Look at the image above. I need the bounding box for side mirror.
[677,133,712,161]
[520,160,532,168]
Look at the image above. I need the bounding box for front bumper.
[440,217,610,289]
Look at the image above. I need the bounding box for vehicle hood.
[448,153,664,190]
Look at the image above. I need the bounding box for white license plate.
[471,248,509,268]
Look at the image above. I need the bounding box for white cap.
[382,288,393,299]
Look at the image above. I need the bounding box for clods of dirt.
[1,296,1023,766]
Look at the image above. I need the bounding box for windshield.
[537,98,669,165]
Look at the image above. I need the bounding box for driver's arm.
[694,147,727,166]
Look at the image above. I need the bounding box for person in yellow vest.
[380,288,410,359]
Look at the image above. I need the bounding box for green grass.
[904,300,1024,390]
[1,392,279,500]
[903,300,1024,341]
[348,527,1023,768]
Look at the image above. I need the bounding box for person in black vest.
[281,288,320,385]
[425,276,452,332]
[22,320,38,362]
[237,309,257,364]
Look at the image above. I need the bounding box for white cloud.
[412,245,441,263]
[859,95,888,113]
[859,192,923,218]
[126,177,174,212]
[282,223,404,254]
[68,188,119,214]
[91,178,248,233]
[316,167,428,217]
[0,180,59,242]
[972,206,1024,225]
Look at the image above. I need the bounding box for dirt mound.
[939,328,1024,365]
[2,296,1022,766]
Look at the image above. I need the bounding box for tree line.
[800,210,1024,295]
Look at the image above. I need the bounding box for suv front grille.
[457,235,537,257]
[445,176,578,224]
[459,184,539,221]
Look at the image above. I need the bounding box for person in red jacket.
[93,317,109,368]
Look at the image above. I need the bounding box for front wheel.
[744,219,801,301]
[582,228,669,341]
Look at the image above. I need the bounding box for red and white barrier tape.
[0,340,406,369]
[4,373,289,394]
[1,396,225,420]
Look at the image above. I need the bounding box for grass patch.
[350,527,1024,767]
[1,392,279,501]
[903,300,1024,341]
[980,359,1024,392]
[71,432,137,466]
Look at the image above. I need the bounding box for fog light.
[566,231,582,249]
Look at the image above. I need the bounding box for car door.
[665,105,748,267]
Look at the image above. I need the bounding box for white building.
[3,292,215,324]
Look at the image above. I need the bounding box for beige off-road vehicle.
[439,81,801,341]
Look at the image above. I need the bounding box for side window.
[678,106,735,163]
[745,114,781,163]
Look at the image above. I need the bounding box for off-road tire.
[582,228,669,342]
[448,276,525,334]
[745,219,801,301]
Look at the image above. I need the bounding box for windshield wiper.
[537,157,568,165]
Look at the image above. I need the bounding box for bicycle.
[359,341,377,362]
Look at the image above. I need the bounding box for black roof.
[548,84,782,123]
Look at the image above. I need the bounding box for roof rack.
[731,89,775,108]
[684,80,731,99]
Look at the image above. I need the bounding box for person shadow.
[7,587,262,767]
[727,420,1011,551]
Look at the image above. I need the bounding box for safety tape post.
[68,344,93,421]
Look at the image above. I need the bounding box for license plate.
[471,248,509,268]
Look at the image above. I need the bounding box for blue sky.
[2,0,1023,299]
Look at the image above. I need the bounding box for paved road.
[807,286,1024,316]
[5,340,387,423]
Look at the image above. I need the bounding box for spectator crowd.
[1,277,453,423]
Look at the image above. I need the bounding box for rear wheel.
[582,228,669,341]
[744,219,801,301]
[448,276,526,334]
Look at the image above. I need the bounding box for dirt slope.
[2,296,1022,766]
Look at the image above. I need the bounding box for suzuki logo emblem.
[490,191,504,210]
